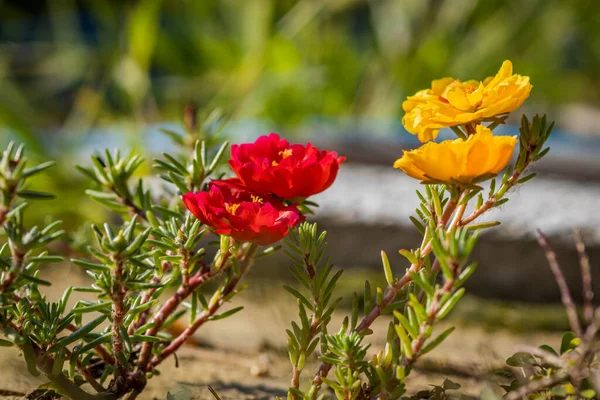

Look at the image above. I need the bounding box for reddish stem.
[407,262,459,366]
[128,276,161,335]
[437,197,457,227]
[459,200,494,227]
[135,278,195,371]
[0,248,24,293]
[136,255,230,373]
[537,231,582,336]
[574,231,594,324]
[312,245,431,388]
[111,258,128,377]
[150,244,257,367]
[0,207,7,227]
[460,152,531,227]
[150,303,213,367]
[129,261,172,335]
[311,192,461,390]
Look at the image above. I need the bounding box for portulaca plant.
[1,61,593,400]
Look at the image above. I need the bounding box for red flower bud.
[229,133,345,200]
[182,179,304,246]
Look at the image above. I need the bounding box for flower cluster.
[183,134,345,245]
[396,60,527,184]
[403,60,532,142]
[0,58,556,400]
[230,133,345,200]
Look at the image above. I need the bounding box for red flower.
[182,179,304,246]
[229,133,345,200]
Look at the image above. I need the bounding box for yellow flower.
[402,60,532,142]
[394,125,517,183]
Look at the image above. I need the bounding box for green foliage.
[501,334,598,400]
[154,109,230,194]
[282,114,555,399]
[1,107,563,400]
[403,379,461,400]
[284,222,343,399]
[494,114,553,201]
[321,319,372,400]
[284,222,480,399]
[0,111,260,399]
[0,144,63,298]
[366,228,478,398]
[0,142,56,211]
[0,0,597,147]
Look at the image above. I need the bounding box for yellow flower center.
[225,203,240,215]
[462,85,475,94]
[279,148,293,159]
[401,60,532,142]
[251,195,263,204]
[272,148,293,166]
[442,81,484,112]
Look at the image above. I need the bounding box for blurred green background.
[1,0,599,227]
[1,0,599,143]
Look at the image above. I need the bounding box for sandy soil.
[0,265,564,399]
[0,320,562,400]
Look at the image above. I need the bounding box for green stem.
[47,373,117,400]
[36,354,117,400]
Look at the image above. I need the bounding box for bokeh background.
[1,1,600,397]
[2,0,600,132]
[1,0,599,292]
[1,0,600,225]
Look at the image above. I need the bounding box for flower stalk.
[151,243,257,367]
[278,64,556,400]
[135,257,224,374]
[110,257,128,377]
[1,111,294,399]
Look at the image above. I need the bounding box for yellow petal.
[394,124,517,183]
[445,86,473,111]
[400,60,532,138]
[485,60,514,89]
[431,78,455,95]
[489,136,518,173]
[394,152,426,180]
[463,137,491,177]
[407,141,459,182]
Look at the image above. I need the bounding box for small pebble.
[250,352,271,377]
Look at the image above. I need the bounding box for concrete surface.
[302,163,600,302]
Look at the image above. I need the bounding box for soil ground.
[0,264,565,399]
